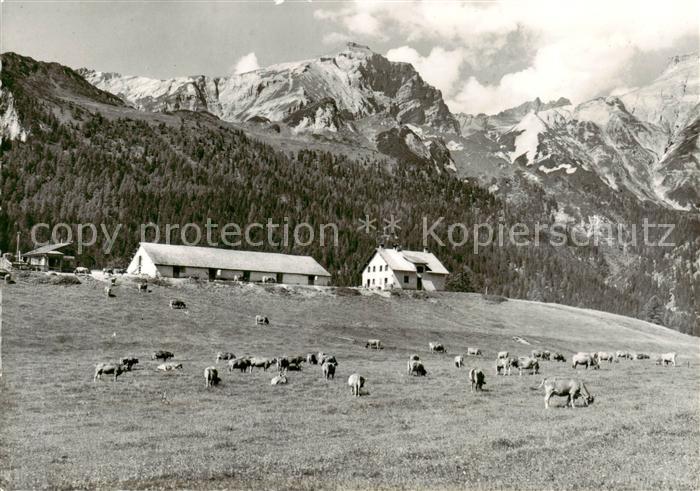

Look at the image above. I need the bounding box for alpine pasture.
[1,275,698,489]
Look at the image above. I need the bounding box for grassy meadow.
[0,274,698,490]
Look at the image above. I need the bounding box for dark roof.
[23,242,73,256]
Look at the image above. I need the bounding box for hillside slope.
[1,277,698,489]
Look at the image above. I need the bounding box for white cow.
[348,373,365,397]
[539,378,594,409]
[454,355,464,368]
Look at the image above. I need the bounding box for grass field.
[1,275,698,490]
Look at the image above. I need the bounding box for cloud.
[386,46,464,96]
[322,31,352,45]
[231,52,260,75]
[315,0,698,114]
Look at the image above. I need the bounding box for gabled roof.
[138,242,331,277]
[374,247,449,275]
[23,242,73,256]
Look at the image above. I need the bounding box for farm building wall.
[126,247,159,276]
[281,273,331,286]
[362,252,396,289]
[421,273,446,292]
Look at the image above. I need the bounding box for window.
[372,278,375,285]
[373,266,376,272]
[379,265,383,272]
[404,275,409,284]
[417,265,424,273]
[384,278,387,285]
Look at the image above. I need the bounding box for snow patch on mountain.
[0,90,28,143]
[508,112,546,164]
[539,163,577,174]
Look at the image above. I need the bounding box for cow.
[93,363,125,382]
[616,351,632,360]
[348,373,365,397]
[103,267,114,275]
[468,368,485,392]
[113,268,126,275]
[271,373,288,385]
[74,267,90,275]
[322,361,336,380]
[635,353,650,360]
[137,283,148,292]
[157,362,182,371]
[152,350,174,361]
[169,299,186,310]
[467,347,482,356]
[516,357,540,376]
[408,360,427,376]
[119,357,139,371]
[531,350,551,360]
[572,352,599,370]
[255,315,270,325]
[497,351,509,359]
[407,355,421,375]
[496,357,514,376]
[104,286,114,297]
[429,342,447,353]
[276,357,290,372]
[216,352,236,363]
[288,355,306,365]
[306,353,318,365]
[552,352,566,362]
[539,378,594,409]
[454,355,464,368]
[597,352,615,363]
[228,358,251,373]
[204,367,220,387]
[249,357,274,372]
[659,352,677,367]
[287,362,303,371]
[365,339,383,350]
[319,354,338,366]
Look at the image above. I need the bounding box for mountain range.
[75,43,700,215]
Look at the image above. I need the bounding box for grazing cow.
[276,357,290,372]
[249,357,274,372]
[365,339,383,349]
[497,351,509,359]
[74,267,90,275]
[468,368,485,392]
[255,315,270,325]
[228,358,251,373]
[572,352,599,370]
[429,342,447,353]
[152,350,174,361]
[597,352,615,363]
[119,357,139,371]
[137,283,148,292]
[454,355,464,368]
[552,353,566,362]
[496,357,514,376]
[615,351,632,360]
[104,286,114,297]
[539,378,594,409]
[271,373,288,385]
[348,373,365,397]
[93,363,125,382]
[288,355,306,365]
[635,353,650,360]
[659,352,677,367]
[467,347,482,356]
[408,360,427,376]
[169,299,186,310]
[286,362,303,371]
[204,367,220,387]
[319,354,338,366]
[322,361,336,380]
[516,357,540,376]
[531,350,551,360]
[407,355,421,375]
[157,362,182,371]
[306,353,318,365]
[103,267,113,275]
[216,352,236,363]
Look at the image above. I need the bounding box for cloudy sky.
[2,0,697,114]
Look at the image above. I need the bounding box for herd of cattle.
[93,308,680,408]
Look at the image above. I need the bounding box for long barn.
[126,242,331,285]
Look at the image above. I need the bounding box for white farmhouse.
[127,242,331,285]
[361,246,449,291]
